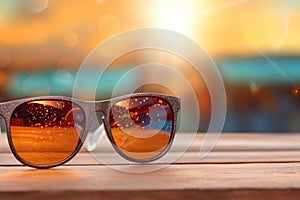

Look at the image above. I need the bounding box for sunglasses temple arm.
[85,123,106,152]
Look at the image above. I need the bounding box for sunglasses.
[0,93,180,169]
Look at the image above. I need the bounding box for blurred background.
[0,0,300,132]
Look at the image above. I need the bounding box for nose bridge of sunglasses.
[0,115,10,153]
[85,111,107,152]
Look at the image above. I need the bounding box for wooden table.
[1,133,300,200]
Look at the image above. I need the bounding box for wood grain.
[1,133,300,199]
[2,133,300,152]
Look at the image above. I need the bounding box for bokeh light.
[23,0,48,13]
[64,32,79,47]
[249,82,260,93]
[50,70,74,94]
[240,9,288,49]
[292,86,300,96]
[95,0,106,4]
[56,57,78,69]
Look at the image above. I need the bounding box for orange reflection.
[28,100,64,109]
[10,100,85,166]
[10,126,81,165]
[111,127,170,160]
[109,96,173,160]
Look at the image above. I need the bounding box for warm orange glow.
[153,0,198,36]
[10,100,85,166]
[0,0,300,70]
[56,57,78,69]
[28,100,64,109]
[112,128,170,153]
[10,126,81,165]
[292,87,300,96]
[110,96,173,160]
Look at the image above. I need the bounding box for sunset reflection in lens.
[109,96,173,160]
[10,100,85,166]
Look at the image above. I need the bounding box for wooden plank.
[2,163,300,190]
[2,133,300,152]
[1,150,300,166]
[2,133,300,199]
[1,189,300,200]
[2,133,300,165]
[1,163,300,199]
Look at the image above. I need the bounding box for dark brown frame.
[0,93,181,169]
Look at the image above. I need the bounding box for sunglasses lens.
[10,100,85,166]
[109,96,174,161]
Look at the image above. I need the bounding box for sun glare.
[154,1,197,36]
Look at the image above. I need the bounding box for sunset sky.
[1,0,300,71]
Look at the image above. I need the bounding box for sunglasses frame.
[0,93,181,169]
